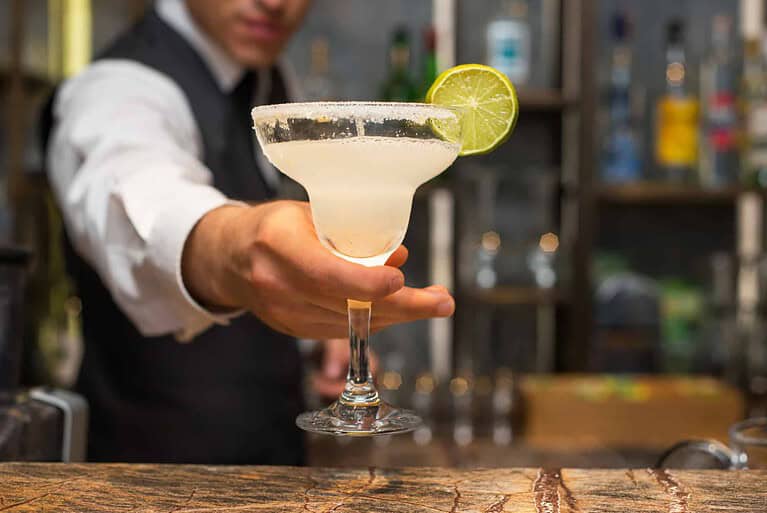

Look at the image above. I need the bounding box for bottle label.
[604,130,641,182]
[705,92,737,151]
[487,21,529,82]
[656,97,699,166]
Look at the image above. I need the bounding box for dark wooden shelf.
[0,69,53,94]
[596,182,748,205]
[517,87,573,111]
[462,286,561,306]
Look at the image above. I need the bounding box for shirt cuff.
[147,189,247,342]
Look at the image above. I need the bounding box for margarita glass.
[252,102,462,435]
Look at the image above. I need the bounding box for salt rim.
[251,101,461,124]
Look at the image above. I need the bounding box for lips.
[237,16,285,44]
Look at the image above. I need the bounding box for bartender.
[43,0,455,464]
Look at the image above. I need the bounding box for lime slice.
[426,64,518,156]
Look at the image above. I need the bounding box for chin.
[231,44,282,69]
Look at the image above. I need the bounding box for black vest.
[45,11,304,464]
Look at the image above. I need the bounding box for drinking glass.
[658,417,767,469]
[252,102,463,435]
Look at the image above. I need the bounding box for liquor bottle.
[699,16,739,188]
[419,27,438,101]
[741,0,767,187]
[655,20,699,183]
[303,37,336,101]
[379,27,418,102]
[601,12,641,183]
[485,0,530,83]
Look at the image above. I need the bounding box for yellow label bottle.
[656,20,698,182]
[655,96,699,168]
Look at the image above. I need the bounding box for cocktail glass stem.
[341,299,380,406]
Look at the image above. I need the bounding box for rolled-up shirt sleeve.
[48,60,242,341]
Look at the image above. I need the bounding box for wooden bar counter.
[1,463,765,512]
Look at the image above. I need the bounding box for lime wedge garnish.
[426,64,518,156]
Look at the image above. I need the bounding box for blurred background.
[2,0,767,468]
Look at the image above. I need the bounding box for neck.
[156,0,245,91]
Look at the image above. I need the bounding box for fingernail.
[436,299,454,316]
[389,274,404,293]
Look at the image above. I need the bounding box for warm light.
[415,373,435,394]
[539,232,559,253]
[381,371,402,390]
[666,62,685,84]
[481,231,501,253]
[450,376,470,396]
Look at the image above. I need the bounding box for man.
[44,0,454,464]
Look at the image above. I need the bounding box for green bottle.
[380,27,418,102]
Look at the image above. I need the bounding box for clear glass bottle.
[379,27,418,102]
[655,20,699,183]
[741,36,767,187]
[699,15,739,188]
[303,37,336,101]
[602,11,641,183]
[485,0,530,84]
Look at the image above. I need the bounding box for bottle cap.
[393,26,410,46]
[424,27,436,52]
[611,12,632,41]
[667,19,684,45]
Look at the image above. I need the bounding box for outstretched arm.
[182,201,454,339]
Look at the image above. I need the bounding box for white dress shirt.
[48,0,296,341]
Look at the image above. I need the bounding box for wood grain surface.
[0,464,765,512]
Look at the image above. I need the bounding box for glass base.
[296,400,422,436]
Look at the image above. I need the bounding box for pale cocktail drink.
[252,102,463,435]
[263,136,459,266]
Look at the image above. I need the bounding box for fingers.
[297,285,454,336]
[261,316,348,339]
[246,201,453,339]
[252,201,405,302]
[283,236,405,301]
[372,285,455,320]
[291,323,349,339]
[272,300,347,326]
[302,283,452,315]
[385,245,409,268]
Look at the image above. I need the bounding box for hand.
[311,338,379,399]
[181,201,455,339]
